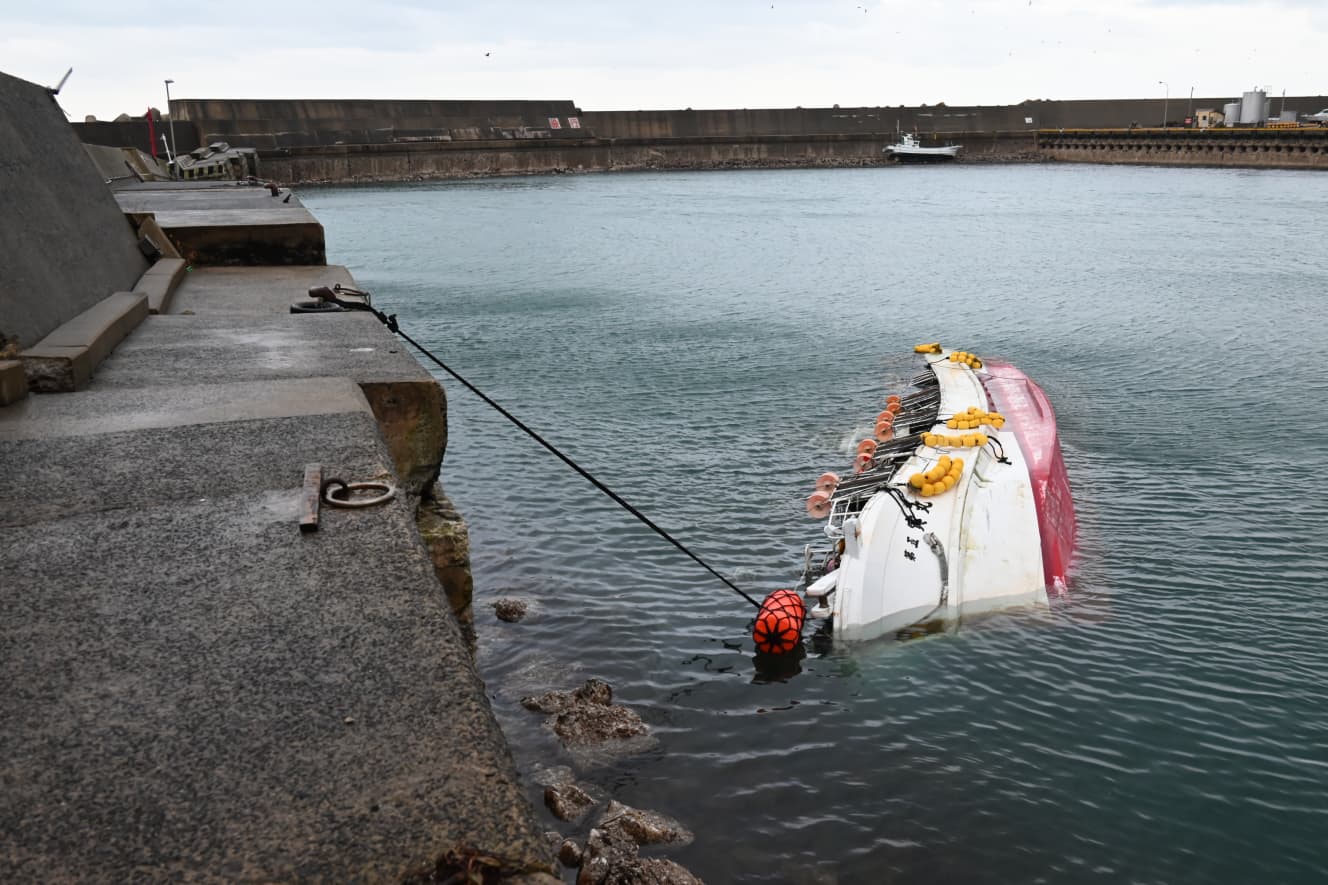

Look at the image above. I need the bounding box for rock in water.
[598,801,694,847]
[554,704,648,745]
[558,838,583,868]
[575,802,701,884]
[544,782,597,822]
[521,679,653,764]
[493,598,528,622]
[522,678,613,714]
[574,678,613,705]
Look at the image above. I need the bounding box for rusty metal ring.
[323,480,395,509]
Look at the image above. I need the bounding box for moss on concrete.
[417,481,475,633]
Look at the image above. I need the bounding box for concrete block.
[0,361,27,406]
[135,258,188,314]
[19,346,95,393]
[0,71,150,351]
[134,214,183,261]
[20,292,149,392]
[111,193,327,266]
[360,379,447,499]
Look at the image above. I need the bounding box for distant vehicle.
[1303,109,1328,123]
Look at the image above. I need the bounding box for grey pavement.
[0,266,550,880]
[113,182,307,212]
[110,183,326,266]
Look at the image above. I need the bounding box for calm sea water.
[303,165,1328,884]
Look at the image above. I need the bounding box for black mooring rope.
[324,290,763,610]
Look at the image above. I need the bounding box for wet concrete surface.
[113,181,314,216]
[113,183,326,266]
[0,265,550,879]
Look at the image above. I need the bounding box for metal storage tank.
[1224,101,1241,125]
[1239,90,1266,125]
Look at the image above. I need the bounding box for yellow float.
[908,456,965,497]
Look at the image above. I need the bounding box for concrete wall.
[152,96,1328,150]
[994,97,1327,130]
[267,138,888,183]
[583,97,1328,138]
[74,119,203,157]
[170,95,1328,185]
[259,131,1037,184]
[1038,127,1328,170]
[82,144,171,183]
[0,71,149,350]
[175,98,589,149]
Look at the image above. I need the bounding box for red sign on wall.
[568,116,581,129]
[548,117,562,129]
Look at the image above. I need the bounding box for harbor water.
[303,165,1328,884]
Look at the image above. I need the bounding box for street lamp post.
[163,79,178,171]
[1159,80,1169,129]
[1188,86,1194,123]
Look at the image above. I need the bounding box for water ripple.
[305,166,1328,884]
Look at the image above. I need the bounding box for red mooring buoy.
[753,589,807,655]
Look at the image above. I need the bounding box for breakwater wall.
[1038,127,1328,170]
[255,130,1036,183]
[89,95,1328,183]
[74,119,203,157]
[175,96,1328,144]
[176,98,590,148]
[584,96,1328,136]
[169,97,1047,182]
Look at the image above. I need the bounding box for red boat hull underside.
[980,361,1077,595]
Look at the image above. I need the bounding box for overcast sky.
[4,0,1325,121]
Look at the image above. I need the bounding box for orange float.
[753,589,807,655]
[816,471,840,493]
[856,438,878,457]
[806,490,833,519]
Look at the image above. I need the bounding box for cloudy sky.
[4,0,1325,121]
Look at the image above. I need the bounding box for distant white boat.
[884,133,961,162]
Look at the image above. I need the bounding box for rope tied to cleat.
[301,285,765,612]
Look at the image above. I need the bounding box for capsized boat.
[794,344,1075,642]
[884,133,961,162]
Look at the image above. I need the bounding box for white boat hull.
[804,350,1068,642]
[884,135,961,162]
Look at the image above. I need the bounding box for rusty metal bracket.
[299,463,322,533]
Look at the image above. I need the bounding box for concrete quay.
[114,180,327,266]
[1,70,553,882]
[0,264,554,882]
